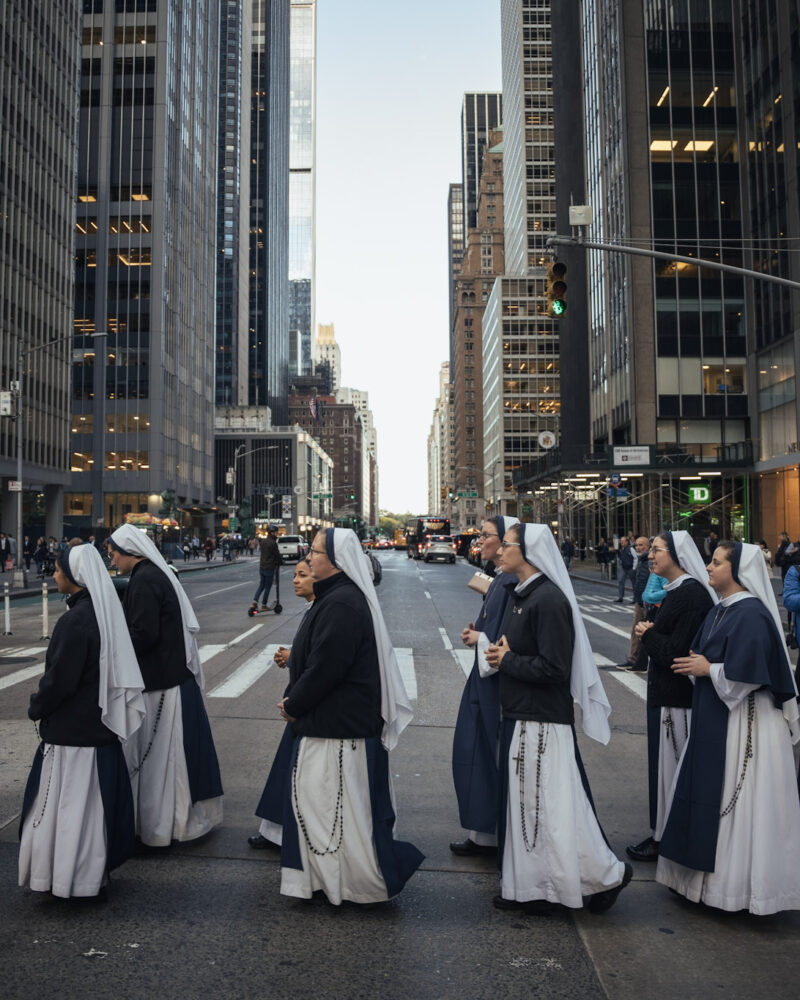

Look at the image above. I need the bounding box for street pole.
[15,341,23,570]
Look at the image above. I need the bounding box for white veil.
[110,523,204,688]
[518,524,612,744]
[329,528,413,751]
[666,530,719,604]
[62,544,145,741]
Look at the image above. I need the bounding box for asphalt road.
[1,552,798,1000]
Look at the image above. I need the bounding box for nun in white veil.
[657,541,800,914]
[277,528,423,906]
[486,523,631,915]
[19,543,145,898]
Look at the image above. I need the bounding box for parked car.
[423,535,457,564]
[468,536,483,567]
[277,534,307,562]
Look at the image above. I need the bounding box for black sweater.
[28,589,116,746]
[641,577,715,709]
[283,572,382,739]
[498,575,575,725]
[122,559,192,692]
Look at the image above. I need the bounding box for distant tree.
[379,509,415,537]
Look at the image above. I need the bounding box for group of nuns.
[17,517,800,916]
[452,520,800,916]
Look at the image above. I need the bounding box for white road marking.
[424,591,432,599]
[438,627,453,650]
[609,669,647,701]
[194,582,252,599]
[594,654,617,667]
[0,646,47,659]
[199,644,227,664]
[580,612,631,640]
[394,647,417,700]
[230,624,263,645]
[0,662,44,691]
[208,644,280,698]
[454,648,474,677]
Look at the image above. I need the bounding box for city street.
[1,551,799,999]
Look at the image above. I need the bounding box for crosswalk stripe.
[594,654,617,667]
[453,648,474,678]
[579,611,631,640]
[0,662,44,692]
[609,669,647,701]
[207,644,281,698]
[199,645,227,664]
[1,646,47,659]
[394,647,417,700]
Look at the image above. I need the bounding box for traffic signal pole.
[546,235,800,291]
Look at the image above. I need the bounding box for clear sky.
[315,0,501,514]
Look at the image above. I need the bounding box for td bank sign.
[688,484,711,503]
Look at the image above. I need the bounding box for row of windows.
[71,450,150,472]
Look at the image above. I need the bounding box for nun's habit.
[495,524,629,911]
[657,543,800,914]
[19,544,145,897]
[109,524,223,845]
[638,531,717,843]
[451,516,518,847]
[278,529,423,905]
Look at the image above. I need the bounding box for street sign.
[456,491,479,498]
[610,445,653,466]
[311,493,333,499]
[8,480,21,492]
[225,469,234,485]
[0,391,12,416]
[281,495,292,518]
[609,472,622,485]
[228,516,239,530]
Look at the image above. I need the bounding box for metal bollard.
[41,581,50,640]
[3,581,11,636]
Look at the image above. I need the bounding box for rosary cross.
[512,750,523,774]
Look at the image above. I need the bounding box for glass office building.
[288,0,316,377]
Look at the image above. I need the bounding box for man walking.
[0,531,11,572]
[620,536,650,668]
[615,535,635,602]
[250,528,282,612]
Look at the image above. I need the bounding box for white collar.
[664,573,690,591]
[515,571,543,594]
[719,591,754,607]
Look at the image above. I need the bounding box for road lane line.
[453,648,474,677]
[229,624,263,645]
[1,646,47,659]
[194,582,252,599]
[424,591,432,599]
[609,669,647,701]
[594,654,617,667]
[394,648,417,700]
[199,644,227,664]
[438,627,453,650]
[0,663,44,691]
[579,612,631,639]
[208,644,280,698]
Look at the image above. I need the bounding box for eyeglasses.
[479,532,499,540]
[500,540,521,549]
[650,545,668,554]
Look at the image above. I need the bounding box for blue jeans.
[617,566,634,600]
[253,569,274,605]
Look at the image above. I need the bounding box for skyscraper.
[288,0,316,377]
[69,0,220,534]
[315,323,341,392]
[461,93,503,231]
[447,182,464,367]
[1,0,82,543]
[249,0,290,419]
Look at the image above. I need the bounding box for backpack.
[366,551,382,586]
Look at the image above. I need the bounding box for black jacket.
[641,578,714,709]
[618,544,635,571]
[497,575,575,725]
[283,572,382,739]
[259,536,282,571]
[632,552,651,605]
[28,589,116,746]
[122,559,192,692]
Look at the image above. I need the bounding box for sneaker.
[586,862,633,914]
[625,836,659,862]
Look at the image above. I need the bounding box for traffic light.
[546,260,567,318]
[441,486,447,502]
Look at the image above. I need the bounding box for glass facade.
[288,0,316,377]
[461,93,503,232]
[447,182,464,368]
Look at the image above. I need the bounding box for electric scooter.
[247,567,282,616]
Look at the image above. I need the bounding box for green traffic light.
[552,299,566,317]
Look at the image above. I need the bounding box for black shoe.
[493,894,554,916]
[616,662,637,669]
[587,862,633,914]
[626,836,659,862]
[449,838,497,857]
[614,599,624,603]
[248,833,280,850]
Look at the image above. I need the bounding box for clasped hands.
[485,634,510,670]
[671,650,711,677]
[277,697,295,723]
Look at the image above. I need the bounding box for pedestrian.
[578,536,586,561]
[703,529,719,563]
[658,541,800,914]
[33,537,47,577]
[275,528,423,905]
[485,523,631,915]
[596,536,609,579]
[203,536,214,561]
[561,535,575,571]
[250,528,281,612]
[450,516,519,858]
[192,535,200,559]
[615,535,635,601]
[620,536,651,668]
[23,535,33,571]
[0,531,11,572]
[757,538,772,569]
[782,561,800,657]
[182,538,191,563]
[18,544,145,899]
[109,524,223,846]
[249,559,317,851]
[626,531,716,863]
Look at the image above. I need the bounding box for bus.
[393,528,407,550]
[407,515,451,559]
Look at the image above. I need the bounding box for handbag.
[467,571,493,595]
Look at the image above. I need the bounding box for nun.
[657,541,800,914]
[109,523,223,846]
[627,530,717,863]
[19,544,145,899]
[276,528,424,905]
[485,523,632,915]
[248,558,316,850]
[450,515,519,857]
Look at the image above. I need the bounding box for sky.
[315,0,502,514]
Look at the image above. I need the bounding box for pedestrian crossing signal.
[547,261,567,318]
